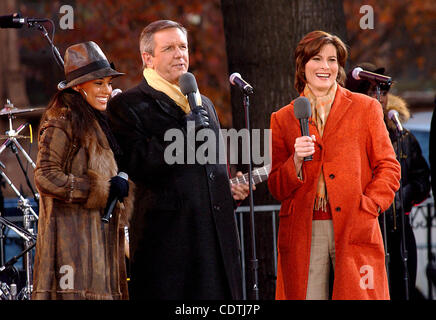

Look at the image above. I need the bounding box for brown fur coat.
[32,104,134,300]
[384,94,410,131]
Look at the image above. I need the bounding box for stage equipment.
[229,72,259,300]
[0,99,39,299]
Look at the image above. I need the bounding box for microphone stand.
[0,212,4,267]
[242,93,259,300]
[7,139,39,205]
[374,84,391,286]
[395,128,410,300]
[27,20,64,70]
[374,81,409,299]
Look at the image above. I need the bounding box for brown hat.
[57,41,124,90]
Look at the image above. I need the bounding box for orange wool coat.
[268,85,401,300]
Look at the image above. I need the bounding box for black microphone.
[102,172,128,223]
[388,109,404,133]
[180,72,202,111]
[294,97,312,161]
[0,13,48,28]
[0,13,22,28]
[179,72,210,130]
[352,67,392,85]
[229,72,254,95]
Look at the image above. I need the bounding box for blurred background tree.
[344,0,436,95]
[13,0,233,125]
[3,0,435,122]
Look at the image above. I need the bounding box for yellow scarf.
[303,82,337,212]
[143,68,202,114]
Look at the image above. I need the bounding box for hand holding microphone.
[179,72,210,130]
[102,172,129,223]
[294,97,314,162]
[183,106,210,130]
[294,135,316,162]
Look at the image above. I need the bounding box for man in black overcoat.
[107,20,249,300]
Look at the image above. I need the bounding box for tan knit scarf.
[143,68,202,114]
[303,81,337,212]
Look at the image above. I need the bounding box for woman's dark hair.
[39,88,108,148]
[294,30,348,93]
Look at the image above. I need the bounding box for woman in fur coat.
[32,42,133,300]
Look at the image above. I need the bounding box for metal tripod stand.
[0,100,39,299]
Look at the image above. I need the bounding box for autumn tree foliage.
[343,0,436,91]
[17,0,233,126]
[14,0,436,126]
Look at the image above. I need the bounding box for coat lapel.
[138,78,186,122]
[322,85,352,141]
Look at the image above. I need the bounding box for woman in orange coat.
[268,31,401,300]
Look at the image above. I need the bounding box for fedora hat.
[57,41,125,90]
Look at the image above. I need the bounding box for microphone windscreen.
[294,97,311,119]
[352,67,363,80]
[387,109,399,120]
[179,72,198,95]
[111,88,122,98]
[118,171,128,180]
[229,72,241,85]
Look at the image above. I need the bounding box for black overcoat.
[107,79,242,300]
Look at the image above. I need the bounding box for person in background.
[429,95,436,290]
[33,41,133,300]
[346,62,430,300]
[268,31,401,300]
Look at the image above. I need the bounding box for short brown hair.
[139,20,187,56]
[294,30,348,93]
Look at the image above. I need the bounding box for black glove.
[184,106,210,130]
[108,175,129,203]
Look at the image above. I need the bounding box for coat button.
[335,207,341,212]
[213,205,221,211]
[209,172,215,180]
[329,174,335,179]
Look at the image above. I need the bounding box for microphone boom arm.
[28,20,64,70]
